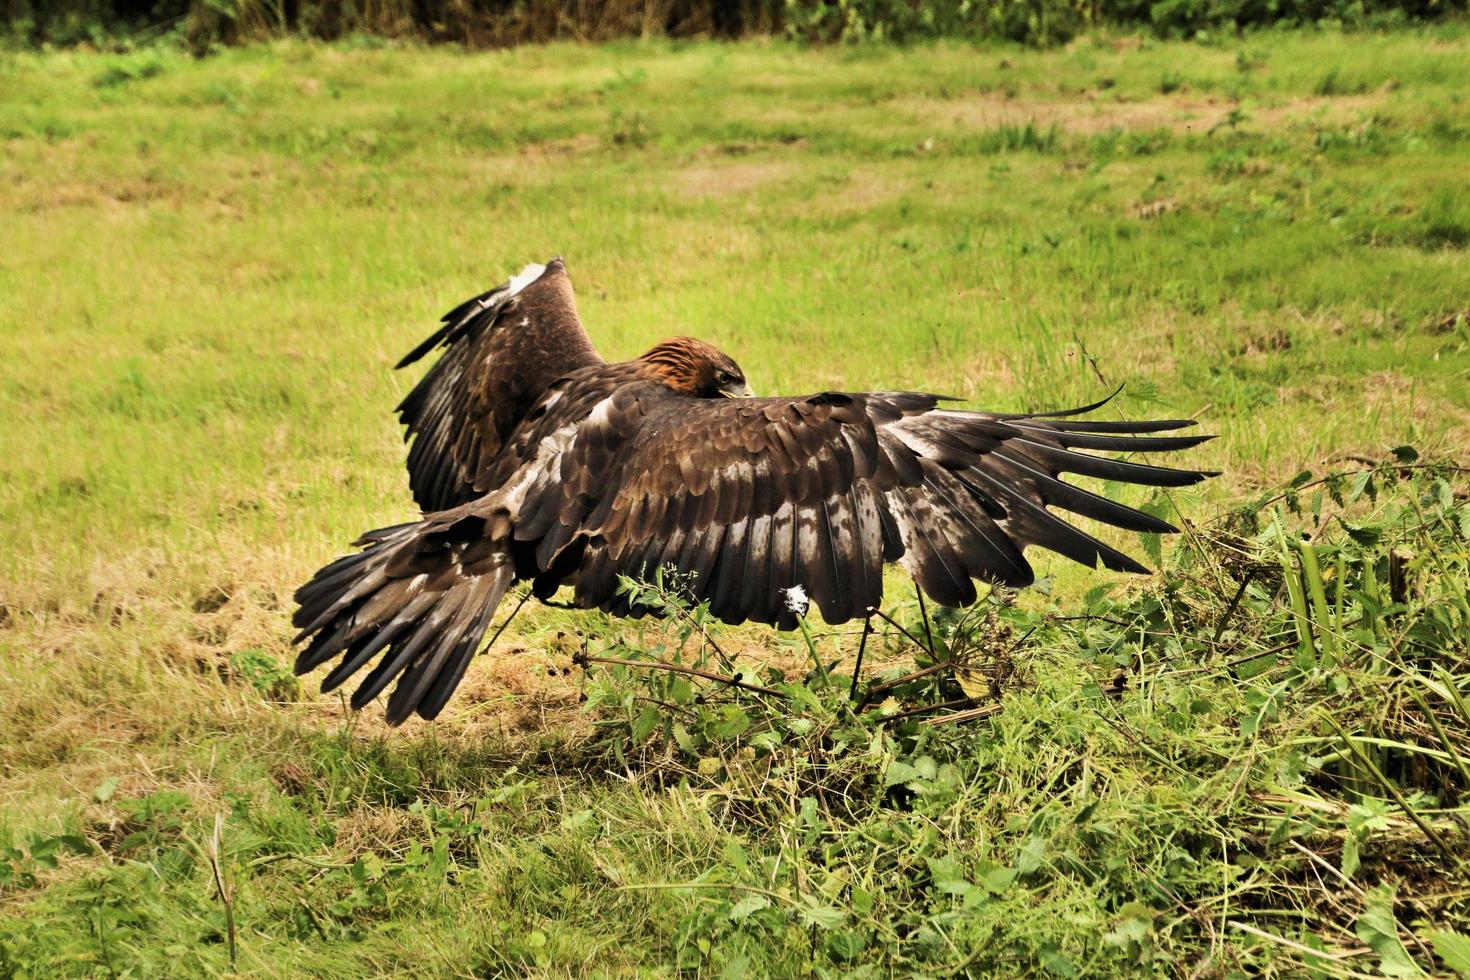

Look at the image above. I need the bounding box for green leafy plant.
[229,648,300,700]
[0,832,92,894]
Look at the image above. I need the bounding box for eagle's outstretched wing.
[516,388,1214,627]
[294,377,1214,723]
[395,258,604,512]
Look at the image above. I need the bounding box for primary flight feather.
[294,259,1215,725]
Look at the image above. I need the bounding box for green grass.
[2,28,1470,976]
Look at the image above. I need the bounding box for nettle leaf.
[711,705,750,739]
[1082,584,1113,613]
[925,856,972,896]
[825,929,867,963]
[749,731,782,752]
[671,722,696,753]
[1137,496,1172,567]
[1436,479,1454,511]
[1340,833,1360,879]
[630,706,660,744]
[798,898,845,930]
[559,808,595,832]
[1347,800,1393,835]
[784,715,815,737]
[1266,814,1295,848]
[884,759,922,788]
[722,841,749,870]
[1103,902,1153,947]
[1426,928,1470,978]
[56,835,91,857]
[1016,835,1047,876]
[1040,944,1078,977]
[1340,519,1382,547]
[1355,884,1424,978]
[719,956,751,979]
[728,894,770,921]
[1348,471,1375,503]
[1391,445,1419,463]
[977,862,1016,895]
[1240,686,1282,734]
[1140,530,1163,568]
[1234,652,1281,681]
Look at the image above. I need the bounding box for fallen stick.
[921,704,1003,727]
[574,653,788,698]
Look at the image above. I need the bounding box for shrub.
[3,0,1465,51]
[561,453,1470,973]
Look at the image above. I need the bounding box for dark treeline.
[5,0,1464,50]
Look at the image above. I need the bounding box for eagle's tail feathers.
[292,516,513,725]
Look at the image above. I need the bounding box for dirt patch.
[1426,308,1469,334]
[897,91,1384,136]
[333,805,421,856]
[675,159,795,200]
[1235,326,1292,357]
[448,642,586,739]
[522,132,602,157]
[10,177,181,214]
[1130,197,1178,221]
[794,165,912,219]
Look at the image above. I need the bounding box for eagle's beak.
[720,382,756,398]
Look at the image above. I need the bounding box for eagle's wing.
[518,389,1213,627]
[395,258,605,512]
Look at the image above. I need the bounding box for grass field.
[3,27,1470,976]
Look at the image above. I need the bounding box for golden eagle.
[294,259,1213,724]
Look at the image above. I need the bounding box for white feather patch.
[888,418,944,458]
[583,396,616,429]
[507,263,547,296]
[496,420,579,509]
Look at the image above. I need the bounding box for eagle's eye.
[713,367,752,398]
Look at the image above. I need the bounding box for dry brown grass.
[674,159,796,199]
[894,90,1386,136]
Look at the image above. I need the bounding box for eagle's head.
[638,337,753,399]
